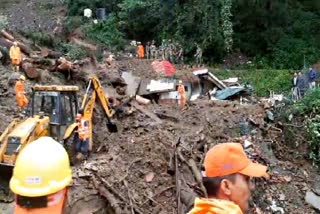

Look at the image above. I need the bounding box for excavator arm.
[64,76,117,152]
[81,76,114,120]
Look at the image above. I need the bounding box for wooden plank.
[131,102,162,124]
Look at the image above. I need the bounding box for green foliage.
[58,43,87,60]
[214,69,292,97]
[307,115,320,166]
[65,0,320,68]
[220,0,233,53]
[63,16,84,35]
[0,19,8,30]
[21,31,56,47]
[292,89,320,116]
[84,15,125,50]
[287,89,320,166]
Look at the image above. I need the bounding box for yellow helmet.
[10,137,72,197]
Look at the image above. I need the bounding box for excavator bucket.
[106,121,118,133]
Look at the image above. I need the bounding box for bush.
[288,89,320,167]
[291,88,320,116]
[214,69,292,97]
[21,31,57,47]
[58,43,88,60]
[0,19,8,30]
[63,16,84,35]
[307,115,320,167]
[83,15,125,50]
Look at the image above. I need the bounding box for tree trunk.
[40,47,62,59]
[0,30,15,41]
[0,38,32,56]
[22,62,39,79]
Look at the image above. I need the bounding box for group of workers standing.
[134,39,203,66]
[292,67,317,101]
[7,41,29,112]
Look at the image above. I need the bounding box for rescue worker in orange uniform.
[10,137,72,214]
[15,75,29,111]
[10,41,22,72]
[177,80,186,106]
[188,143,269,214]
[137,42,145,59]
[76,111,90,160]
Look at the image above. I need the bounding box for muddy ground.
[0,57,318,214]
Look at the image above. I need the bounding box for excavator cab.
[30,85,79,142]
[0,77,117,168]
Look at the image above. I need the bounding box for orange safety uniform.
[138,44,145,58]
[78,119,89,140]
[14,188,68,214]
[15,80,29,109]
[177,83,186,106]
[188,198,243,214]
[10,45,22,65]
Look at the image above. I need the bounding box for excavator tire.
[64,131,78,166]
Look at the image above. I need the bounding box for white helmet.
[178,80,182,84]
[19,75,26,81]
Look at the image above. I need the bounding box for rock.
[305,191,320,210]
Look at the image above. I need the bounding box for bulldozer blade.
[106,122,118,133]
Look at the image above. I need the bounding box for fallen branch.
[0,30,15,41]
[131,102,162,124]
[97,175,143,214]
[124,180,135,214]
[40,47,62,59]
[167,137,181,175]
[117,158,143,184]
[177,150,207,198]
[0,38,32,56]
[92,177,122,214]
[141,186,175,206]
[176,143,182,214]
[282,123,304,128]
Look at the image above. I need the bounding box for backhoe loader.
[0,76,117,167]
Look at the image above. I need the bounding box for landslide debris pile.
[67,97,317,214]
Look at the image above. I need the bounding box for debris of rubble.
[305,191,320,211]
[269,201,285,214]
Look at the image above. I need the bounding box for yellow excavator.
[0,76,117,167]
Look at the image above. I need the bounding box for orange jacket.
[188,198,243,214]
[138,45,144,58]
[178,84,186,97]
[10,46,22,60]
[14,188,67,214]
[15,80,25,96]
[78,119,89,139]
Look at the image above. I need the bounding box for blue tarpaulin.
[214,87,249,100]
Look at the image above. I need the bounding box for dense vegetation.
[65,0,320,69]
